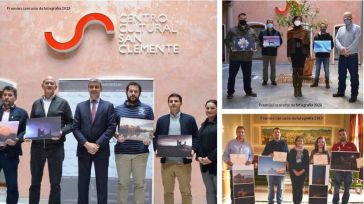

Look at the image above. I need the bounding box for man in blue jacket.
[73,78,116,204]
[153,93,198,204]
[0,86,28,204]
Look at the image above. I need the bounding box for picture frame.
[118,117,153,141]
[258,156,286,176]
[157,135,192,157]
[25,117,61,140]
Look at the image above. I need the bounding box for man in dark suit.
[0,86,28,204]
[153,93,198,204]
[73,78,116,204]
[28,76,73,204]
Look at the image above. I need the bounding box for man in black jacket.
[311,22,334,88]
[153,93,198,204]
[0,86,28,204]
[28,76,73,204]
[259,19,283,86]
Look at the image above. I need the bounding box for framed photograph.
[25,117,61,140]
[0,121,19,145]
[313,154,329,165]
[331,151,360,172]
[234,196,255,204]
[273,151,287,162]
[309,197,328,204]
[258,156,286,176]
[157,135,192,157]
[263,36,280,47]
[118,118,153,141]
[309,165,330,185]
[313,41,331,53]
[261,126,332,146]
[231,35,256,51]
[232,168,254,184]
[233,183,254,198]
[309,185,328,198]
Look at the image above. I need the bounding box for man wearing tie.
[73,78,116,204]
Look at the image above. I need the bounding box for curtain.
[348,114,356,143]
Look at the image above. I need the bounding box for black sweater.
[196,117,217,175]
[287,148,309,177]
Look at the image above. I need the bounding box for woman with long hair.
[196,99,217,204]
[287,15,310,97]
[309,136,331,164]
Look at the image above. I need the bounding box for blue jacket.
[73,99,116,159]
[153,112,198,164]
[0,105,28,157]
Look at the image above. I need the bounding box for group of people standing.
[223,126,358,204]
[225,11,361,102]
[0,76,217,204]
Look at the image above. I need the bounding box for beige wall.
[224,0,363,64]
[0,1,216,201]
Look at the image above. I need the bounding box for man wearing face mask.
[287,16,310,97]
[333,12,361,103]
[225,13,259,99]
[311,22,334,88]
[259,19,283,86]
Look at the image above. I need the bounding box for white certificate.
[230,154,247,166]
[273,151,287,162]
[313,154,328,165]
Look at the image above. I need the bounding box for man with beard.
[332,129,358,204]
[0,86,28,204]
[28,76,73,204]
[114,82,154,204]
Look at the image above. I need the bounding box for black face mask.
[239,20,247,26]
[320,29,326,33]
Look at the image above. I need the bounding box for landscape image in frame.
[25,117,61,140]
[331,151,360,171]
[309,185,328,198]
[119,118,153,141]
[258,156,286,176]
[0,121,19,143]
[234,196,255,204]
[233,170,254,184]
[157,135,192,157]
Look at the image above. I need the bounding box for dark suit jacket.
[0,105,28,157]
[30,95,73,146]
[153,112,198,164]
[73,99,116,159]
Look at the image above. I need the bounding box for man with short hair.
[225,13,258,99]
[29,76,73,204]
[222,126,254,202]
[153,93,198,204]
[333,11,361,102]
[73,78,116,204]
[332,129,358,204]
[114,82,154,204]
[259,19,283,86]
[262,127,289,204]
[0,86,28,204]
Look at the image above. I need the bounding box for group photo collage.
[0,0,363,204]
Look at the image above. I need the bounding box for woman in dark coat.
[287,15,310,97]
[196,99,217,204]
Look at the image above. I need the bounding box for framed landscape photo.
[309,185,328,198]
[263,36,280,47]
[309,165,330,185]
[309,197,328,204]
[232,168,254,184]
[118,118,153,141]
[25,117,61,140]
[258,156,286,176]
[231,35,256,51]
[233,183,254,198]
[0,121,19,145]
[157,135,192,157]
[234,196,255,204]
[313,40,331,53]
[331,151,360,172]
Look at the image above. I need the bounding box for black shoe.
[227,94,233,99]
[349,97,357,103]
[246,92,257,97]
[271,81,277,86]
[333,93,345,97]
[262,81,267,86]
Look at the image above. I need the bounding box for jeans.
[290,173,305,204]
[201,171,217,204]
[227,60,253,94]
[262,55,277,82]
[267,175,285,204]
[315,57,330,81]
[115,153,148,204]
[337,54,359,98]
[0,152,19,204]
[333,171,353,204]
[29,143,64,204]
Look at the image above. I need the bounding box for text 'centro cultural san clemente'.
[118,14,180,55]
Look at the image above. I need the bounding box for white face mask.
[294,20,301,27]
